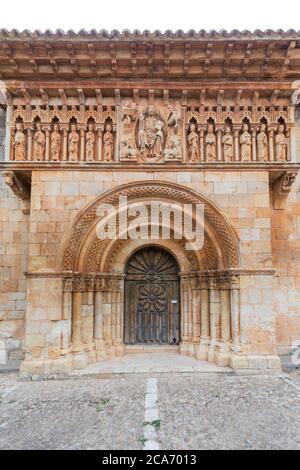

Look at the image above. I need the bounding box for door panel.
[124,247,180,345]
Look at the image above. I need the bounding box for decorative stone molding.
[273,171,298,210]
[59,181,240,272]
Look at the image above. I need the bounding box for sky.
[1,0,299,32]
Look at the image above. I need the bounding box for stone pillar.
[61,278,73,353]
[268,128,274,162]
[286,128,291,161]
[72,291,83,352]
[44,127,50,161]
[191,278,200,344]
[62,127,68,161]
[115,278,125,356]
[199,127,205,162]
[230,275,241,353]
[195,275,210,360]
[215,276,231,366]
[251,129,257,161]
[233,128,240,161]
[97,127,103,161]
[216,127,223,161]
[27,127,33,161]
[180,278,190,354]
[207,276,220,362]
[80,127,85,161]
[94,278,106,361]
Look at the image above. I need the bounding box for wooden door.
[124,247,180,344]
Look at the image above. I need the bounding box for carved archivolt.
[9,103,293,164]
[58,182,240,272]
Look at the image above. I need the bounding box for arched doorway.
[124,246,180,345]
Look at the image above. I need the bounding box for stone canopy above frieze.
[7,95,296,165]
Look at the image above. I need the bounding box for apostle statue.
[205,123,216,161]
[103,123,114,161]
[86,123,95,161]
[257,123,268,162]
[68,123,79,161]
[222,125,234,162]
[50,123,61,161]
[187,123,199,162]
[275,124,287,162]
[14,122,26,161]
[33,122,45,161]
[240,123,251,162]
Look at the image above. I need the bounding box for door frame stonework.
[20,182,281,377]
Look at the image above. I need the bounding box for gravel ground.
[0,370,299,450]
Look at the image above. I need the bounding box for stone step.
[124,345,180,354]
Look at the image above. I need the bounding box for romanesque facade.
[0,29,300,376]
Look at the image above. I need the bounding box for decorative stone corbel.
[273,171,298,210]
[2,170,31,214]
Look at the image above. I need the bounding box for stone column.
[97,127,103,161]
[61,278,73,353]
[27,127,33,161]
[230,275,242,353]
[196,275,210,360]
[233,128,240,161]
[115,278,125,356]
[251,128,257,162]
[199,126,205,162]
[62,127,68,161]
[180,278,190,354]
[80,127,85,161]
[94,278,106,361]
[286,128,291,161]
[216,127,223,161]
[208,276,220,362]
[217,276,231,365]
[72,291,83,353]
[44,126,50,161]
[191,278,200,344]
[268,128,274,162]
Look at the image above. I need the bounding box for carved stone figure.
[240,123,251,162]
[187,123,199,162]
[86,124,95,161]
[121,137,137,159]
[257,123,268,161]
[205,124,216,161]
[14,122,26,161]
[275,124,287,161]
[103,123,114,161]
[222,125,234,162]
[68,124,79,161]
[164,134,182,160]
[137,107,165,158]
[50,123,61,161]
[153,120,164,156]
[33,122,45,161]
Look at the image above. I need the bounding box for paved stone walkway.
[0,368,299,449]
[70,352,231,376]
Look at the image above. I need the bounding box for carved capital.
[273,171,298,210]
[230,275,240,290]
[2,171,30,201]
[62,277,73,292]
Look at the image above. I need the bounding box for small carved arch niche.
[103,117,115,162]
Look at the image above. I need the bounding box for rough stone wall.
[0,174,29,366]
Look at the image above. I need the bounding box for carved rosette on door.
[124,247,180,345]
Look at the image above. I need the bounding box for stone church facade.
[0,29,299,376]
